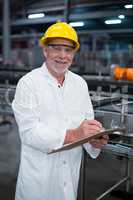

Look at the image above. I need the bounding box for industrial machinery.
[89,88,133,199]
[112,65,133,81]
[0,84,15,133]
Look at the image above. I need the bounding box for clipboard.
[48,128,125,154]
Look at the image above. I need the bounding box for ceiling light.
[124,4,133,9]
[69,22,84,27]
[118,15,125,19]
[105,19,122,25]
[28,13,45,19]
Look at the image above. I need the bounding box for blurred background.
[0,0,133,200]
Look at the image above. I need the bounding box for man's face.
[43,38,76,76]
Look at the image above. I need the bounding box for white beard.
[47,60,70,75]
[51,65,68,74]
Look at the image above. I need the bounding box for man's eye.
[66,48,72,52]
[53,47,57,50]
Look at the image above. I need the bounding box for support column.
[3,0,11,64]
[64,0,70,23]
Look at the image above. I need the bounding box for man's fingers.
[85,119,102,128]
[102,134,109,140]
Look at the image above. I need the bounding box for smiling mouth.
[55,60,67,64]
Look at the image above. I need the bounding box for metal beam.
[71,0,130,8]
[1,28,133,40]
[78,28,133,34]
[70,9,133,20]
[19,1,132,16]
[25,0,130,12]
[27,5,65,14]
[8,9,133,26]
[26,0,63,10]
[11,15,63,26]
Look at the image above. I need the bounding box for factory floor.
[0,119,133,200]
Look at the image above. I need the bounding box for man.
[12,22,108,200]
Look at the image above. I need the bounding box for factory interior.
[0,0,133,199]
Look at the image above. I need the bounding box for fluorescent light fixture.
[118,15,125,19]
[28,13,45,19]
[124,4,133,9]
[69,21,84,27]
[105,19,122,24]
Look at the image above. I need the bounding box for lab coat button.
[64,182,66,186]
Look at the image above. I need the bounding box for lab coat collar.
[40,62,69,87]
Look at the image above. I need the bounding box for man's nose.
[59,49,67,58]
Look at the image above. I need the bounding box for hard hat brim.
[40,36,80,50]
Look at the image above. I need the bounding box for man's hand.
[78,119,103,138]
[65,119,109,146]
[78,119,109,149]
[89,134,109,149]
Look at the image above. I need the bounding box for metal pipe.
[64,0,70,22]
[96,176,129,200]
[78,148,86,200]
[125,157,131,192]
[3,0,11,63]
[120,95,128,141]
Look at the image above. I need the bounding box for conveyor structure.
[90,92,133,199]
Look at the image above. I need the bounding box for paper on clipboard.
[48,128,125,154]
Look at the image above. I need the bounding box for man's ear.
[43,47,47,57]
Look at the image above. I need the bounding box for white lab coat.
[12,63,100,200]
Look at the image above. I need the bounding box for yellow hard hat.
[40,21,80,50]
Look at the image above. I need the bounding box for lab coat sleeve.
[12,78,66,153]
[82,81,101,158]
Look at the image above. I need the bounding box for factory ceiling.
[1,0,133,42]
